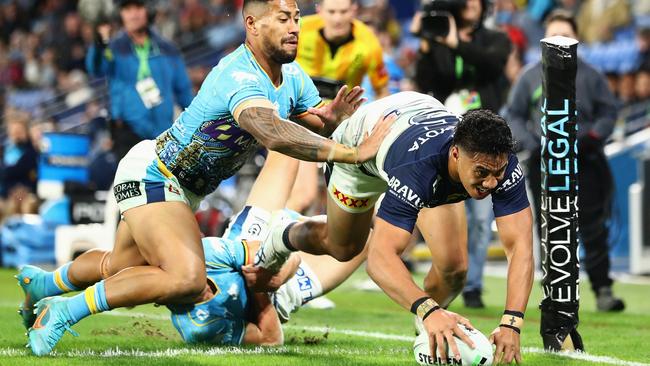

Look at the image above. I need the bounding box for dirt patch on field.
[91,320,169,340]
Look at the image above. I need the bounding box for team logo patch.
[168,183,180,195]
[114,181,141,203]
[332,186,369,210]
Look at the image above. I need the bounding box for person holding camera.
[412,0,512,309]
[85,0,193,160]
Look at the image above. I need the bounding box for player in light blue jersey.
[19,151,366,347]
[22,0,396,356]
[167,230,366,346]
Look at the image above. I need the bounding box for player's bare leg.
[244,151,300,212]
[104,201,206,307]
[270,232,370,322]
[17,216,146,329]
[417,202,468,307]
[27,201,207,355]
[68,221,147,286]
[286,196,373,261]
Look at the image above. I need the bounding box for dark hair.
[453,109,514,156]
[243,0,273,9]
[115,0,145,8]
[544,9,578,35]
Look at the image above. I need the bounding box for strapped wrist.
[500,310,524,332]
[411,297,440,320]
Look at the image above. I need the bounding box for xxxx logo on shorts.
[332,185,369,210]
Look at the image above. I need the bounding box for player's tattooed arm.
[238,106,334,161]
[237,106,396,164]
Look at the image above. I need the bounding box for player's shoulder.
[352,19,380,43]
[212,45,261,81]
[202,237,239,267]
[151,31,181,57]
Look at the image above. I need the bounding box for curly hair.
[453,109,514,156]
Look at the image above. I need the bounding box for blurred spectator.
[86,0,193,160]
[61,69,92,108]
[0,111,38,200]
[504,10,625,312]
[491,0,527,84]
[177,0,211,46]
[297,0,389,99]
[152,2,178,41]
[205,0,245,51]
[616,72,636,105]
[635,67,650,102]
[577,0,631,44]
[52,12,87,72]
[413,0,511,112]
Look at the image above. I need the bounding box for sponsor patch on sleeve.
[114,181,142,203]
[494,164,525,194]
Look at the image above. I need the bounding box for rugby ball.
[413,324,493,366]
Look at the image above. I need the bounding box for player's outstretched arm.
[490,207,534,364]
[242,292,283,346]
[367,217,475,363]
[235,102,395,164]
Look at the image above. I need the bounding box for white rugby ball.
[413,324,493,366]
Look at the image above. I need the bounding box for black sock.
[282,222,298,251]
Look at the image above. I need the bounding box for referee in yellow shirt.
[286,0,389,219]
[296,0,389,99]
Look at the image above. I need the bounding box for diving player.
[17,151,365,346]
[251,91,534,364]
[22,0,394,356]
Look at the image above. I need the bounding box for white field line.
[0,346,393,358]
[2,306,649,366]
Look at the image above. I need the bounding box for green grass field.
[1,267,649,366]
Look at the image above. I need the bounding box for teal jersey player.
[155,44,322,197]
[168,237,253,345]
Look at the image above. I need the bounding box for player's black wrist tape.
[503,310,525,319]
[410,297,431,315]
[499,324,521,334]
[421,306,441,321]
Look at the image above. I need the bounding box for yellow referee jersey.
[297,15,388,95]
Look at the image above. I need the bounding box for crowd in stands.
[0,0,649,222]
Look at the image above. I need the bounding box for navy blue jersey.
[376,109,529,232]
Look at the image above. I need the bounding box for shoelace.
[47,320,79,344]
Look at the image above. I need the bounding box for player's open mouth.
[476,186,489,196]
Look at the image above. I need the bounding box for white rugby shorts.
[112,140,202,213]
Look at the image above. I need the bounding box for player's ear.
[451,145,460,160]
[245,15,257,35]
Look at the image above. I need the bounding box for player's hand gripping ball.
[413,324,493,365]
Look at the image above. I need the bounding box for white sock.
[224,206,272,242]
[294,261,323,305]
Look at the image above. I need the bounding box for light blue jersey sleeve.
[291,64,323,117]
[202,237,252,271]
